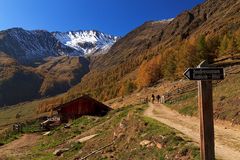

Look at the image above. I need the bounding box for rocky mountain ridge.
[53,30,119,56]
[0,28,119,65]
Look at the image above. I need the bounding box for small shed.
[54,95,111,122]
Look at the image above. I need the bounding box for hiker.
[151,94,155,103]
[161,95,165,104]
[156,95,161,103]
[145,96,149,103]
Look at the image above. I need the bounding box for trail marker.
[183,61,225,160]
[184,68,224,80]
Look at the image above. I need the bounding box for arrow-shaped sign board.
[184,67,224,80]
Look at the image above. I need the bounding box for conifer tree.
[235,29,240,51]
[226,36,238,57]
[163,51,176,78]
[196,35,209,61]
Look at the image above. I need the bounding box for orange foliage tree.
[136,55,163,88]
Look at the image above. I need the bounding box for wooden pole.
[198,80,215,160]
[198,61,215,160]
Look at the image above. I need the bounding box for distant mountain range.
[0,28,119,106]
[0,28,119,65]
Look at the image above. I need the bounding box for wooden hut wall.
[58,96,110,121]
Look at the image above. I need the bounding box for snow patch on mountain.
[0,28,81,64]
[53,30,119,56]
[151,18,174,24]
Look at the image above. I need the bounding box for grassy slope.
[0,99,47,145]
[212,65,240,123]
[0,100,41,127]
[166,90,198,117]
[4,104,199,160]
[165,62,240,124]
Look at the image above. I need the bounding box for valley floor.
[144,103,240,160]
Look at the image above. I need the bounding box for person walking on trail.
[151,94,155,103]
[145,96,149,103]
[161,95,165,104]
[156,95,161,103]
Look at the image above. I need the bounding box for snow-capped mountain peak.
[53,30,119,56]
[0,28,119,64]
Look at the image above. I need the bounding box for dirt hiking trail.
[0,133,40,159]
[144,103,240,160]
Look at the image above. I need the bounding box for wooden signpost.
[184,61,224,160]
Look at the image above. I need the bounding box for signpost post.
[184,61,224,160]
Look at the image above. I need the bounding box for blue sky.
[0,0,204,36]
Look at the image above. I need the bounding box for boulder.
[78,134,98,143]
[140,140,151,146]
[43,131,51,136]
[146,143,155,148]
[156,142,163,149]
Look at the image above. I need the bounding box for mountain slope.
[90,19,172,69]
[0,52,89,107]
[67,0,240,101]
[36,56,89,96]
[65,19,172,101]
[0,52,43,106]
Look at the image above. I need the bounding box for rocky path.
[144,103,240,160]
